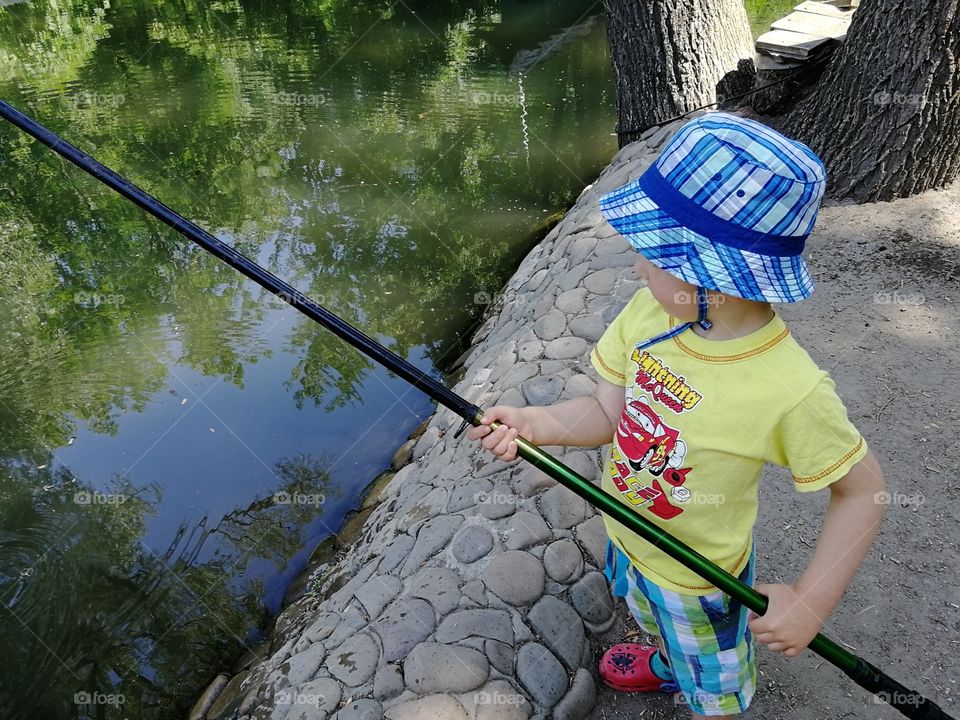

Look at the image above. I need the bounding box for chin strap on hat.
[635,286,712,352]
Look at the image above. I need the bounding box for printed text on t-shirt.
[630,349,702,413]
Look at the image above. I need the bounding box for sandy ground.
[590,181,960,720]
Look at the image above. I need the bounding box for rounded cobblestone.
[452,525,495,563]
[516,643,567,707]
[482,551,545,606]
[404,642,489,693]
[542,337,588,360]
[332,699,383,720]
[555,288,587,314]
[324,633,378,687]
[543,539,584,583]
[372,598,436,662]
[527,595,586,670]
[540,485,590,529]
[533,309,566,341]
[521,376,564,406]
[569,571,614,625]
[385,695,468,720]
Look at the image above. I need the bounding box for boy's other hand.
[748,583,826,657]
[466,406,534,463]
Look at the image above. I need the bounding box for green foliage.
[744,0,798,37]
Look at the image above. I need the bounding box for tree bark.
[602,0,755,147]
[784,0,960,202]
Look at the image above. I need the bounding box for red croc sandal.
[599,643,679,693]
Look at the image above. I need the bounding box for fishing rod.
[0,99,952,720]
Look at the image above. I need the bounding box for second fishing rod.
[0,99,952,720]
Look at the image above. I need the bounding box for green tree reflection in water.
[0,0,619,717]
[0,452,337,717]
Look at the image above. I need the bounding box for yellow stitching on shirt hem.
[672,327,790,363]
[593,349,626,381]
[793,437,865,484]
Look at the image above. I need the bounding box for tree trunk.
[602,0,755,147]
[784,0,960,202]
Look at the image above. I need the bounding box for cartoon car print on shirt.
[610,396,692,520]
[616,397,687,476]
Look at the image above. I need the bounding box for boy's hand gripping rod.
[0,99,952,720]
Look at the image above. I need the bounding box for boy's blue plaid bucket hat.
[599,112,827,303]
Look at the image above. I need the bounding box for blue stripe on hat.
[637,166,807,257]
[771,175,818,236]
[641,241,692,267]
[662,135,719,188]
[713,243,763,298]
[698,116,821,183]
[764,255,790,302]
[730,173,793,233]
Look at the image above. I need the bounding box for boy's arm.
[527,377,626,446]
[749,449,885,656]
[467,377,626,461]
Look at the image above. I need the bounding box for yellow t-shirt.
[590,288,868,595]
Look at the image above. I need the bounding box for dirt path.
[590,181,960,720]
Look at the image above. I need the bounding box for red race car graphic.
[616,398,686,476]
[610,397,692,520]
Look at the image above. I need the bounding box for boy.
[468,113,885,717]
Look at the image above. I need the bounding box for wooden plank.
[772,11,850,40]
[756,29,833,59]
[793,1,856,19]
[754,51,804,71]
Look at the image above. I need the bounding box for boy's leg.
[606,540,751,715]
[634,556,757,717]
[602,541,678,692]
[601,579,680,693]
[624,579,675,682]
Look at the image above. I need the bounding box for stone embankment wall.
[198,118,689,720]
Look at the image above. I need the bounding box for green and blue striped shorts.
[605,541,757,716]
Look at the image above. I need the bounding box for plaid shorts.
[605,541,757,716]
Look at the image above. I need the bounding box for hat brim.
[599,181,814,303]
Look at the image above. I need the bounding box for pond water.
[0,1,618,716]
[0,1,791,717]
